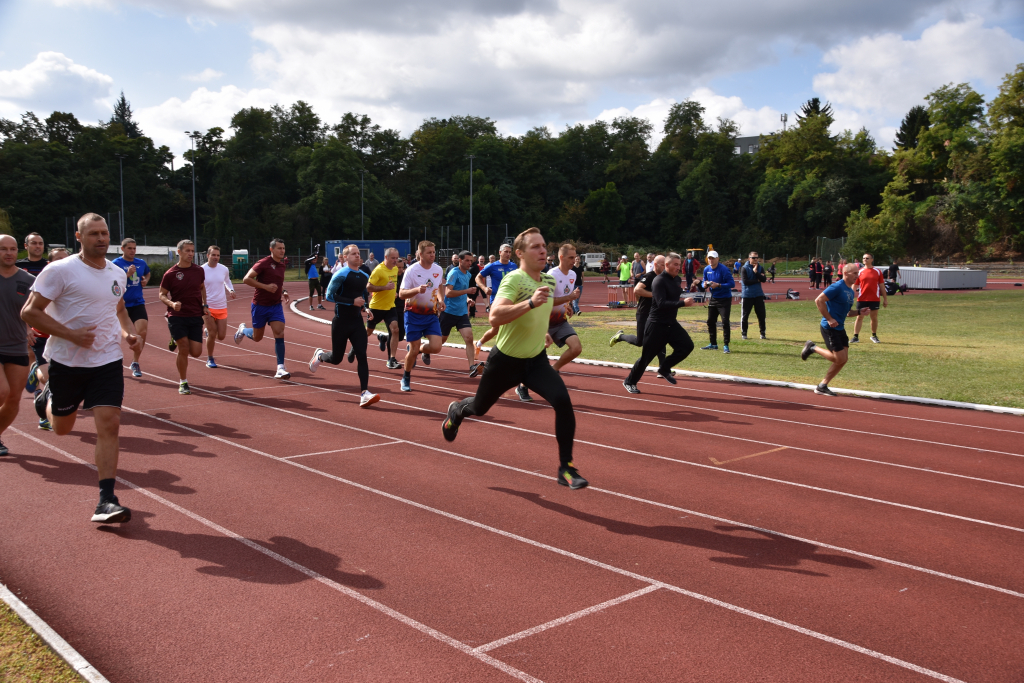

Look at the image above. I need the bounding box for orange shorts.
[207,307,228,320]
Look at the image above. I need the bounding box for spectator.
[631,252,644,282]
[618,256,632,286]
[365,251,379,272]
[645,253,655,272]
[823,260,834,287]
[740,251,767,340]
[600,257,611,283]
[768,261,776,283]
[683,252,701,290]
[571,254,585,315]
[733,257,742,275]
[445,253,459,279]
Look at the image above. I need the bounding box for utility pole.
[358,169,366,240]
[467,155,476,252]
[114,153,127,244]
[781,113,788,131]
[186,131,201,247]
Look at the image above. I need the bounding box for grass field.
[461,290,1023,408]
[0,601,79,683]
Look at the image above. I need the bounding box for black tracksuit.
[323,267,370,391]
[625,272,694,386]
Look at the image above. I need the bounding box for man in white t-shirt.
[397,240,446,392]
[201,245,236,368]
[21,213,141,525]
[645,253,655,272]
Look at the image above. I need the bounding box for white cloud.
[0,52,112,118]
[184,67,224,82]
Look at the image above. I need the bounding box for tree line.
[1,65,1021,261]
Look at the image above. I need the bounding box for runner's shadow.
[491,488,873,577]
[1,453,196,495]
[146,414,253,441]
[73,431,218,460]
[575,403,747,427]
[99,512,384,589]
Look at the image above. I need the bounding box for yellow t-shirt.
[368,264,399,310]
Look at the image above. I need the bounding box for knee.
[0,386,10,405]
[548,389,573,413]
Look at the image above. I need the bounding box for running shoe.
[378,334,387,352]
[234,323,247,344]
[359,391,380,408]
[423,353,431,366]
[656,371,677,385]
[557,463,589,489]
[400,376,411,392]
[441,401,463,441]
[34,383,49,420]
[474,340,482,360]
[469,362,485,378]
[179,380,191,395]
[25,362,38,393]
[700,344,718,351]
[609,330,624,347]
[317,304,326,310]
[0,439,7,456]
[309,348,324,373]
[850,335,859,344]
[347,347,356,363]
[91,498,131,524]
[130,361,142,377]
[814,383,837,397]
[740,334,748,341]
[168,337,177,351]
[623,381,640,394]
[309,305,314,311]
[760,334,767,340]
[516,385,532,401]
[801,341,816,361]
[206,358,218,369]
[386,358,402,369]
[38,418,51,431]
[871,335,880,344]
[722,345,730,354]
[274,366,291,380]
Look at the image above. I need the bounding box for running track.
[1,286,1022,682]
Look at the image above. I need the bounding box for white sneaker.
[233,323,246,344]
[359,390,380,408]
[274,366,291,380]
[309,348,324,373]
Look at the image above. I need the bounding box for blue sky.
[2,0,1022,159]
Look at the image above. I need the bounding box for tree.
[894,105,930,150]
[109,91,142,138]
[583,182,625,243]
[797,97,834,123]
[844,174,912,259]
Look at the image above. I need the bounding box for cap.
[707,250,719,259]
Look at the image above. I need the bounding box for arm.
[634,281,652,298]
[757,266,766,283]
[242,267,277,293]
[21,292,98,348]
[814,291,838,328]
[399,285,426,300]
[489,286,550,327]
[158,286,182,312]
[367,280,395,293]
[115,299,142,352]
[552,289,579,306]
[140,265,151,287]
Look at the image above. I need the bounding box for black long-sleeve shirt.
[325,265,369,319]
[648,272,685,324]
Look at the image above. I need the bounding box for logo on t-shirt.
[271,264,276,270]
[111,281,122,297]
[176,271,184,280]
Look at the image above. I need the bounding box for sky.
[1,0,1023,161]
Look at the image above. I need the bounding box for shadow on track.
[1,453,198,495]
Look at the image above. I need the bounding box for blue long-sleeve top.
[325,266,369,318]
[701,263,735,299]
[740,262,766,298]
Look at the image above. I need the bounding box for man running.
[304,245,324,310]
[851,253,887,344]
[16,232,47,277]
[800,263,869,396]
[698,250,735,353]
[474,243,517,360]
[21,214,141,523]
[365,247,402,369]
[441,228,587,490]
[440,250,484,377]
[544,243,583,374]
[235,238,292,379]
[112,238,151,377]
[24,248,69,427]
[610,254,667,368]
[159,240,207,395]
[0,235,35,454]
[622,253,697,393]
[398,241,446,392]
[740,251,767,340]
[201,245,236,368]
[309,244,379,407]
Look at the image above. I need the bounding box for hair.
[345,244,359,258]
[417,240,435,255]
[76,213,105,233]
[384,247,399,257]
[207,245,221,254]
[340,246,349,257]
[177,239,195,251]
[749,251,758,257]
[48,247,68,260]
[513,227,542,256]
[498,243,512,252]
[863,253,873,259]
[24,232,44,244]
[558,243,576,256]
[269,238,285,249]
[458,250,473,259]
[666,252,681,262]
[121,237,136,248]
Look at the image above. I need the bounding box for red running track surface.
[1,286,1021,682]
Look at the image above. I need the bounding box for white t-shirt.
[331,261,344,274]
[32,255,128,368]
[403,261,445,315]
[645,260,655,272]
[201,262,235,309]
[548,266,577,324]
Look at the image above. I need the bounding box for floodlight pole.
[467,155,476,252]
[114,153,127,244]
[185,131,201,247]
[359,169,366,240]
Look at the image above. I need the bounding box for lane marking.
[474,586,661,653]
[8,428,544,683]
[711,447,789,466]
[283,442,401,459]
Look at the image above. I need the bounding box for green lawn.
[0,601,81,682]
[464,291,1024,408]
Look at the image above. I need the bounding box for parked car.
[583,253,606,271]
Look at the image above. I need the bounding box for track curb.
[290,298,1024,417]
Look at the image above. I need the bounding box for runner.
[768,262,776,283]
[739,251,767,340]
[304,245,325,310]
[21,214,141,523]
[24,247,69,426]
[112,238,151,378]
[398,241,445,392]
[473,244,518,361]
[0,235,35,453]
[440,250,484,377]
[622,253,697,393]
[159,240,207,395]
[851,253,887,343]
[15,232,47,277]
[201,245,236,368]
[309,244,379,407]
[610,255,667,368]
[365,247,402,369]
[800,263,869,396]
[441,228,588,490]
[235,238,292,379]
[698,250,735,353]
[544,243,583,374]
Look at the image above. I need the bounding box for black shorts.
[167,316,205,343]
[48,359,124,416]
[367,307,398,330]
[308,278,322,297]
[819,325,849,352]
[856,300,880,311]
[31,336,48,366]
[439,312,472,336]
[126,304,148,323]
[0,353,29,367]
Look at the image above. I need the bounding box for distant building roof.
[106,246,175,257]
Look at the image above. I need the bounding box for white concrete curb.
[290,297,1023,417]
[0,581,109,683]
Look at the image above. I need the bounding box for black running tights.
[617,312,665,366]
[321,315,369,391]
[626,320,694,386]
[707,298,731,345]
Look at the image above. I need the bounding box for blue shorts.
[405,311,442,342]
[251,303,285,329]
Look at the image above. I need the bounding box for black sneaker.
[814,383,837,397]
[34,384,50,420]
[91,498,131,524]
[623,381,640,394]
[801,341,816,361]
[0,439,7,456]
[557,463,589,489]
[850,335,860,344]
[760,334,767,340]
[347,347,356,363]
[386,358,401,369]
[378,334,388,352]
[441,401,463,442]
[423,353,431,366]
[871,335,880,344]
[469,362,485,378]
[516,385,532,401]
[656,371,677,385]
[168,337,177,351]
[740,334,748,340]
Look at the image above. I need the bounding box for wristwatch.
[528,299,536,309]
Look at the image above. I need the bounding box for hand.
[531,286,550,307]
[859,307,871,317]
[418,284,428,293]
[229,290,237,300]
[172,301,182,312]
[127,264,136,278]
[436,299,446,313]
[828,317,839,328]
[353,297,365,307]
[544,333,554,348]
[27,328,37,344]
[386,282,395,290]
[486,287,493,297]
[125,333,141,352]
[265,283,278,294]
[69,325,97,348]
[282,290,290,304]
[571,289,581,300]
[467,286,477,295]
[882,300,888,309]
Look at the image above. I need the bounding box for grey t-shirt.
[0,268,34,356]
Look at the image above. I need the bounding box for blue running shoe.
[400,376,411,392]
[25,362,38,393]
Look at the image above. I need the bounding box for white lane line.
[8,428,544,683]
[474,586,661,653]
[11,423,967,683]
[123,364,1024,599]
[283,442,401,459]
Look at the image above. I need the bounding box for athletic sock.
[243,327,254,339]
[99,478,116,503]
[274,338,286,365]
[403,371,411,381]
[385,334,391,356]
